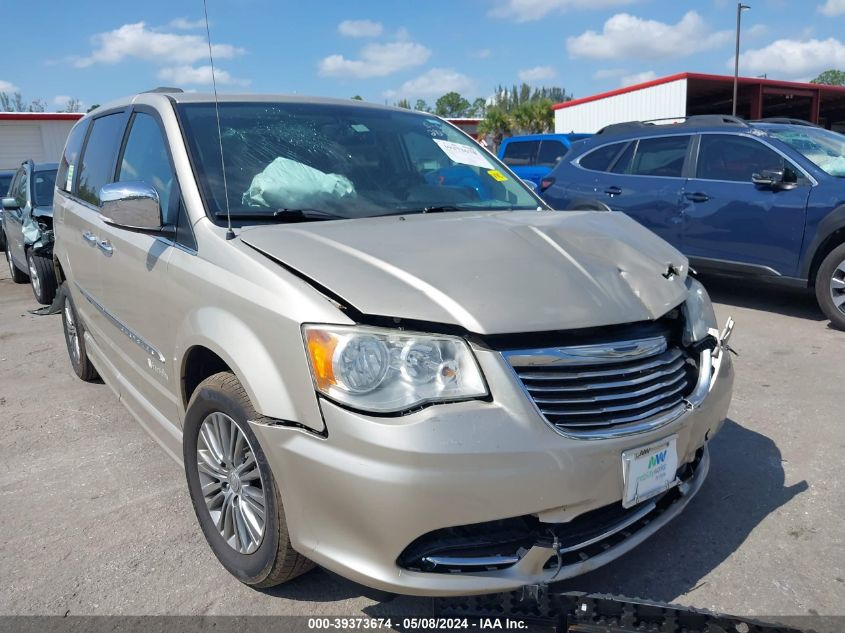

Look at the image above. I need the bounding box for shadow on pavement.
[699,274,824,322]
[262,419,806,614]
[548,419,807,602]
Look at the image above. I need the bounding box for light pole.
[733,3,751,117]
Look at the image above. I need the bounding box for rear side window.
[610,142,635,173]
[118,113,175,224]
[57,119,90,194]
[501,140,539,166]
[537,140,568,167]
[696,134,786,182]
[629,136,690,178]
[579,142,626,172]
[77,114,125,206]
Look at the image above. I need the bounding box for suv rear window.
[629,136,690,178]
[536,140,567,167]
[502,140,539,166]
[579,142,627,172]
[77,113,125,205]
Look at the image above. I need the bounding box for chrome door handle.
[97,240,113,256]
[82,231,97,245]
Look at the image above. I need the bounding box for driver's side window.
[118,112,175,224]
[697,134,789,183]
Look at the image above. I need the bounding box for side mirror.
[751,170,798,191]
[2,197,18,210]
[98,182,173,235]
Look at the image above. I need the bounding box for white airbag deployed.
[242,157,355,208]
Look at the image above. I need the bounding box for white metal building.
[0,113,83,170]
[554,72,845,134]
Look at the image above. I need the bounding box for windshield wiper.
[215,208,346,222]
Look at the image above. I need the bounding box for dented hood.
[240,211,689,335]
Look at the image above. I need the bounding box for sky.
[2,0,845,111]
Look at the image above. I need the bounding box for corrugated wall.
[554,79,688,134]
[0,120,78,170]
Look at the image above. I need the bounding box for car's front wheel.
[815,243,845,331]
[6,247,28,284]
[183,372,314,587]
[27,250,57,304]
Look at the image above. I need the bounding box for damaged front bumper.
[249,319,735,596]
[23,208,55,254]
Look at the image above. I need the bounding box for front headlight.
[303,325,488,413]
[682,277,718,345]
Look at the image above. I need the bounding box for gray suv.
[53,90,734,596]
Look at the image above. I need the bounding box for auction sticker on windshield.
[621,435,679,508]
[433,139,494,169]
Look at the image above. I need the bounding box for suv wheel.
[5,247,28,283]
[27,250,57,304]
[183,372,314,587]
[815,243,845,330]
[60,284,99,381]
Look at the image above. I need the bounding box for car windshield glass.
[33,170,57,206]
[176,102,541,222]
[769,127,845,176]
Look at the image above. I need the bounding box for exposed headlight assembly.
[303,325,488,413]
[682,277,718,346]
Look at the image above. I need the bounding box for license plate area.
[621,435,679,509]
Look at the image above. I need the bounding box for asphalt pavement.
[0,263,843,620]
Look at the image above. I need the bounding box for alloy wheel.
[28,254,41,297]
[830,259,845,315]
[64,300,80,365]
[196,412,266,554]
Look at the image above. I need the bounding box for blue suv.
[498,133,591,187]
[541,115,845,330]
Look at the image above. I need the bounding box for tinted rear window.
[537,140,568,167]
[502,140,540,166]
[629,136,690,178]
[77,114,125,205]
[579,142,626,172]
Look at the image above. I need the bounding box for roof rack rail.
[597,114,749,136]
[754,117,821,128]
[142,87,185,94]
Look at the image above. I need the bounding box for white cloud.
[518,65,556,82]
[747,23,768,38]
[819,0,845,15]
[473,48,492,59]
[166,17,205,30]
[0,79,19,93]
[735,37,845,78]
[567,11,732,60]
[490,0,636,22]
[620,70,657,86]
[157,65,249,86]
[338,19,383,38]
[390,68,476,97]
[73,22,244,68]
[319,40,430,78]
[52,95,72,105]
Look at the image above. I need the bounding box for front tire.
[815,243,845,331]
[6,247,28,283]
[27,250,57,304]
[183,372,313,587]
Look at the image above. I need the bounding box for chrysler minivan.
[53,90,734,596]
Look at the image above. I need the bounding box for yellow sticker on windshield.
[487,169,508,182]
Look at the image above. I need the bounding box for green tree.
[396,98,411,109]
[468,97,487,118]
[350,95,363,100]
[414,99,429,112]
[434,92,471,118]
[811,69,845,86]
[477,106,511,150]
[86,104,101,113]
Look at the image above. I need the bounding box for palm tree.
[478,106,511,151]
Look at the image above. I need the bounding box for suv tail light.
[539,177,556,193]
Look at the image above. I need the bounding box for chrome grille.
[505,336,695,434]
